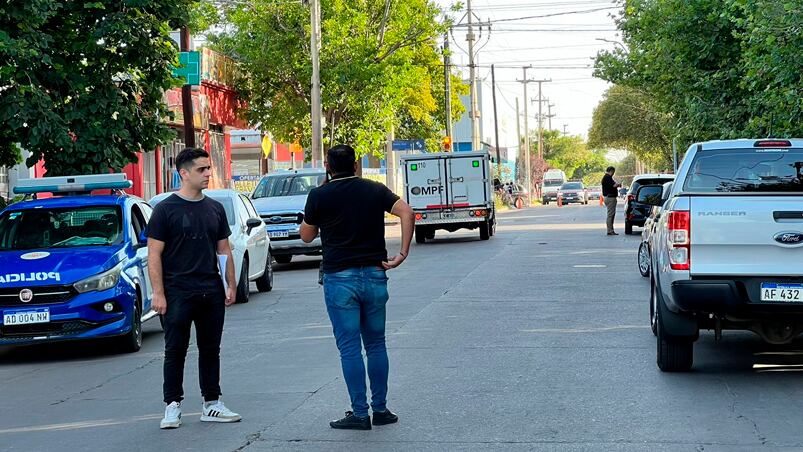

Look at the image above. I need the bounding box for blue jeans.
[323,267,390,418]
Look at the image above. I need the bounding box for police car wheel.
[236,259,250,303]
[119,296,143,353]
[256,256,274,292]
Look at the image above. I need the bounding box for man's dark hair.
[176,147,209,172]
[327,144,357,175]
[606,166,616,173]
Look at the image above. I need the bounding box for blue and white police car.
[0,174,157,352]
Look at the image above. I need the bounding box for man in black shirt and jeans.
[300,144,415,430]
[601,166,622,235]
[148,148,241,429]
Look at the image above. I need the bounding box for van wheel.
[118,295,142,353]
[479,221,490,240]
[415,226,427,244]
[236,259,250,304]
[656,304,693,372]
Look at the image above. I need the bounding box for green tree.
[595,0,802,148]
[0,1,194,175]
[537,130,610,181]
[213,0,461,157]
[588,85,672,169]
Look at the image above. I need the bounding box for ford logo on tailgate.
[774,232,803,245]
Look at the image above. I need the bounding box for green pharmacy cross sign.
[172,51,201,85]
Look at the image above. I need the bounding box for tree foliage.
[588,85,672,169]
[595,0,802,149]
[0,0,194,175]
[537,130,611,181]
[212,0,465,157]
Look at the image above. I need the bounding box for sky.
[435,0,623,149]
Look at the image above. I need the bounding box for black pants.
[163,287,225,404]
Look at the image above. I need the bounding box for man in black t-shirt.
[300,144,415,430]
[148,148,241,429]
[601,166,622,235]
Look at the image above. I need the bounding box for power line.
[452,6,619,26]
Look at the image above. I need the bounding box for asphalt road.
[2,203,803,451]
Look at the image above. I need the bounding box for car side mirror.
[636,186,664,206]
[246,218,263,234]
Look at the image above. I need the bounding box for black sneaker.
[372,410,398,426]
[329,411,371,430]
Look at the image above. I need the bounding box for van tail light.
[667,210,690,270]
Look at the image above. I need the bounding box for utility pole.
[180,27,195,148]
[547,101,556,131]
[562,124,569,136]
[518,67,535,203]
[516,98,525,193]
[443,33,453,141]
[309,0,323,167]
[535,79,551,161]
[491,64,501,180]
[466,0,480,151]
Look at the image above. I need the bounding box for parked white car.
[149,189,273,303]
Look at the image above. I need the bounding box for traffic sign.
[392,139,426,152]
[172,51,201,85]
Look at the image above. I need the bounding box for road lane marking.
[573,265,607,268]
[0,412,202,434]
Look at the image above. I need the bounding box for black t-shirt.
[601,173,618,197]
[304,177,400,273]
[147,194,231,293]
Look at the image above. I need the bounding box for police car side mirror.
[136,230,148,248]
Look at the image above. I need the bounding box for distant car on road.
[150,189,273,303]
[637,181,674,278]
[648,138,803,372]
[557,181,588,205]
[587,186,602,200]
[624,174,675,234]
[250,169,326,263]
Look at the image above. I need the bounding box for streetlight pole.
[466,0,480,151]
[180,26,195,148]
[309,0,323,167]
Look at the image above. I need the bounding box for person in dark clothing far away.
[300,144,415,430]
[148,148,241,429]
[601,166,622,235]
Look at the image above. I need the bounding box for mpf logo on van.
[0,272,61,284]
[411,186,444,196]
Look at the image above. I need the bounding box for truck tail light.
[667,210,690,270]
[415,213,423,221]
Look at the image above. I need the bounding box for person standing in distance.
[300,144,415,430]
[148,148,242,429]
[601,166,622,235]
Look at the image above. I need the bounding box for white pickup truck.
[400,151,496,243]
[647,138,803,371]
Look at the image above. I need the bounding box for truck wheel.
[625,221,633,235]
[656,304,694,372]
[479,221,490,240]
[425,229,435,240]
[275,255,292,264]
[415,226,427,244]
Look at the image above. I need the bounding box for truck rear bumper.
[671,278,803,314]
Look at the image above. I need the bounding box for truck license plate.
[3,308,50,325]
[760,283,803,302]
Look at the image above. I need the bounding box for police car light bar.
[13,174,133,195]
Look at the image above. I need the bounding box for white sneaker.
[160,402,182,429]
[201,400,242,423]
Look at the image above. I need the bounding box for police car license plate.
[268,231,289,239]
[760,283,803,302]
[3,308,50,325]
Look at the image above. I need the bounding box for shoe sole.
[372,418,398,426]
[160,420,181,429]
[200,415,242,423]
[329,424,371,430]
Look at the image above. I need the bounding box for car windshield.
[543,179,563,187]
[684,148,803,193]
[252,174,325,199]
[630,178,671,194]
[0,206,123,250]
[561,183,583,190]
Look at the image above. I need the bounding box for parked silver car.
[250,169,326,264]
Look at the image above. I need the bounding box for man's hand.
[152,293,167,315]
[225,286,236,306]
[382,254,407,270]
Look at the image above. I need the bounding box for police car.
[0,174,157,352]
